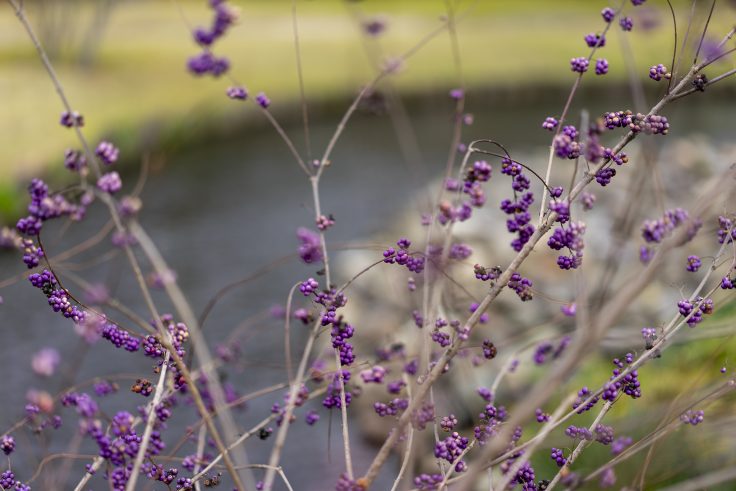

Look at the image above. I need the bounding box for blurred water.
[0,88,734,489]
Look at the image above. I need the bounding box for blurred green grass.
[522,298,736,487]
[0,0,733,216]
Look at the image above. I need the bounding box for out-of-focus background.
[1,0,734,211]
[1,1,736,490]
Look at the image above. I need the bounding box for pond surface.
[0,87,734,489]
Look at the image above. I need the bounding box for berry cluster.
[440,414,458,432]
[0,435,15,455]
[449,242,473,260]
[16,179,80,236]
[572,386,599,414]
[382,238,425,273]
[717,215,736,244]
[603,109,670,135]
[256,92,271,109]
[600,148,626,175]
[542,117,558,131]
[28,270,86,325]
[360,365,386,384]
[271,384,309,425]
[299,277,319,296]
[0,470,31,491]
[373,397,408,417]
[131,378,153,397]
[602,353,641,401]
[102,322,141,352]
[570,57,590,73]
[500,158,536,251]
[566,425,593,440]
[434,432,470,472]
[323,370,352,409]
[584,33,606,48]
[553,125,581,159]
[431,329,451,347]
[640,208,701,263]
[297,227,323,264]
[331,321,356,366]
[473,403,508,446]
[143,314,190,359]
[649,63,672,82]
[414,473,444,490]
[437,159,494,224]
[511,461,536,490]
[550,447,567,467]
[595,424,615,445]
[21,238,44,269]
[533,336,571,364]
[316,214,335,231]
[60,110,84,128]
[97,171,122,194]
[648,64,670,81]
[226,86,248,100]
[580,191,596,211]
[722,275,735,290]
[692,73,708,91]
[508,273,533,301]
[686,255,702,272]
[611,436,633,455]
[677,297,714,327]
[482,339,497,359]
[187,0,237,76]
[641,327,658,350]
[548,220,586,270]
[474,264,501,282]
[64,148,87,172]
[412,403,435,430]
[681,409,704,426]
[596,58,609,75]
[95,141,120,165]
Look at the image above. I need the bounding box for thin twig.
[125,350,171,490]
[665,0,678,95]
[693,0,717,64]
[284,282,301,384]
[204,385,327,486]
[389,374,415,491]
[672,0,698,83]
[259,108,311,176]
[193,424,208,491]
[291,0,311,161]
[545,401,614,491]
[262,320,322,489]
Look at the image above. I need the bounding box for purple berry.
[570,57,590,73]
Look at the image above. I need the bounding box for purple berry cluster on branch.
[187,0,237,76]
[382,238,425,273]
[602,353,641,401]
[500,158,536,252]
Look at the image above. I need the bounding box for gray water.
[0,88,734,489]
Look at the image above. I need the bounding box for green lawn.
[0,0,732,206]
